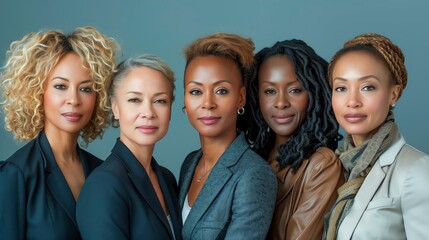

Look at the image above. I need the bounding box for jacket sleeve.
[76,170,129,240]
[0,162,26,240]
[287,150,344,240]
[401,154,429,239]
[224,163,277,240]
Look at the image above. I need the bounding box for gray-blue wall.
[1,0,428,177]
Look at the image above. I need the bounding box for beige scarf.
[323,112,398,240]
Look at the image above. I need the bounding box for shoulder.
[83,154,128,191]
[158,164,177,185]
[236,148,276,182]
[306,147,342,172]
[3,139,39,169]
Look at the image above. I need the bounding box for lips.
[137,125,158,134]
[344,113,367,123]
[62,112,83,122]
[198,116,221,125]
[273,114,294,124]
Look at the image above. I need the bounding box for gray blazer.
[178,133,277,240]
[337,134,429,239]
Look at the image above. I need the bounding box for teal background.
[1,0,428,177]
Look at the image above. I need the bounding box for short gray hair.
[109,54,175,101]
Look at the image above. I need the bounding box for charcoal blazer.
[0,131,102,240]
[178,133,277,240]
[76,139,182,240]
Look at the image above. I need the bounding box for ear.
[238,86,246,108]
[111,99,119,119]
[390,84,401,105]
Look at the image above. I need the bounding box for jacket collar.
[338,134,406,239]
[111,139,177,239]
[181,133,249,237]
[39,131,90,228]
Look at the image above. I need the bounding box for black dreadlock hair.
[245,39,341,170]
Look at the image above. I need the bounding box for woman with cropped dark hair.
[179,33,277,239]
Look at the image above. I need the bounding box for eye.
[289,88,303,94]
[128,98,141,103]
[189,89,202,95]
[264,88,276,95]
[362,85,376,91]
[154,98,168,104]
[54,84,67,90]
[215,88,228,95]
[80,86,93,93]
[334,86,347,92]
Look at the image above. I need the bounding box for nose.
[202,92,216,110]
[346,89,362,108]
[274,91,290,109]
[66,88,81,106]
[139,101,156,119]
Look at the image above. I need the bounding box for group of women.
[0,26,428,240]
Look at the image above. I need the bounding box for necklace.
[196,160,213,183]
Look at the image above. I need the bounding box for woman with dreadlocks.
[246,39,344,240]
[323,33,429,240]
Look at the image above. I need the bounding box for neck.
[199,132,236,166]
[120,136,154,173]
[44,128,80,163]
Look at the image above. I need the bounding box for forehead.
[332,51,391,79]
[119,66,172,92]
[185,56,241,84]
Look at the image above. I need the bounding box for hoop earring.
[237,107,245,115]
[182,106,187,114]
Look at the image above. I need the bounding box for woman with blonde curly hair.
[323,33,429,239]
[0,26,118,239]
[178,33,277,239]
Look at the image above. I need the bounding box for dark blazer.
[0,131,102,240]
[76,139,182,240]
[178,133,277,240]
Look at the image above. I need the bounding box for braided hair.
[246,39,341,170]
[328,33,407,98]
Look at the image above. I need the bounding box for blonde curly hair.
[1,26,119,144]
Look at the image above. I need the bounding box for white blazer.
[337,134,429,239]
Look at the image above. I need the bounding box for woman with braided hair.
[246,39,344,240]
[323,33,429,239]
[0,26,118,239]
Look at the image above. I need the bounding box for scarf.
[323,111,398,240]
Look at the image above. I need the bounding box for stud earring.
[182,106,187,114]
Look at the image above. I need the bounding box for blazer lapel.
[339,135,406,239]
[112,140,172,237]
[274,159,309,205]
[182,133,248,237]
[179,151,201,208]
[39,133,77,227]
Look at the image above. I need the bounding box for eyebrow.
[333,75,381,82]
[126,91,169,96]
[51,77,92,84]
[186,79,231,86]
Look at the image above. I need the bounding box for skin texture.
[43,52,96,137]
[111,67,173,154]
[258,55,309,152]
[331,51,400,146]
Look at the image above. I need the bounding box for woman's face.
[111,67,173,150]
[331,51,400,146]
[184,56,245,139]
[258,55,309,144]
[43,52,96,136]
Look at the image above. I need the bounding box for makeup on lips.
[198,116,221,125]
[137,125,158,134]
[62,112,83,122]
[344,113,367,123]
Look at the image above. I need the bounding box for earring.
[237,107,245,115]
[391,103,396,108]
[182,106,187,114]
[114,116,119,120]
[267,127,270,133]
